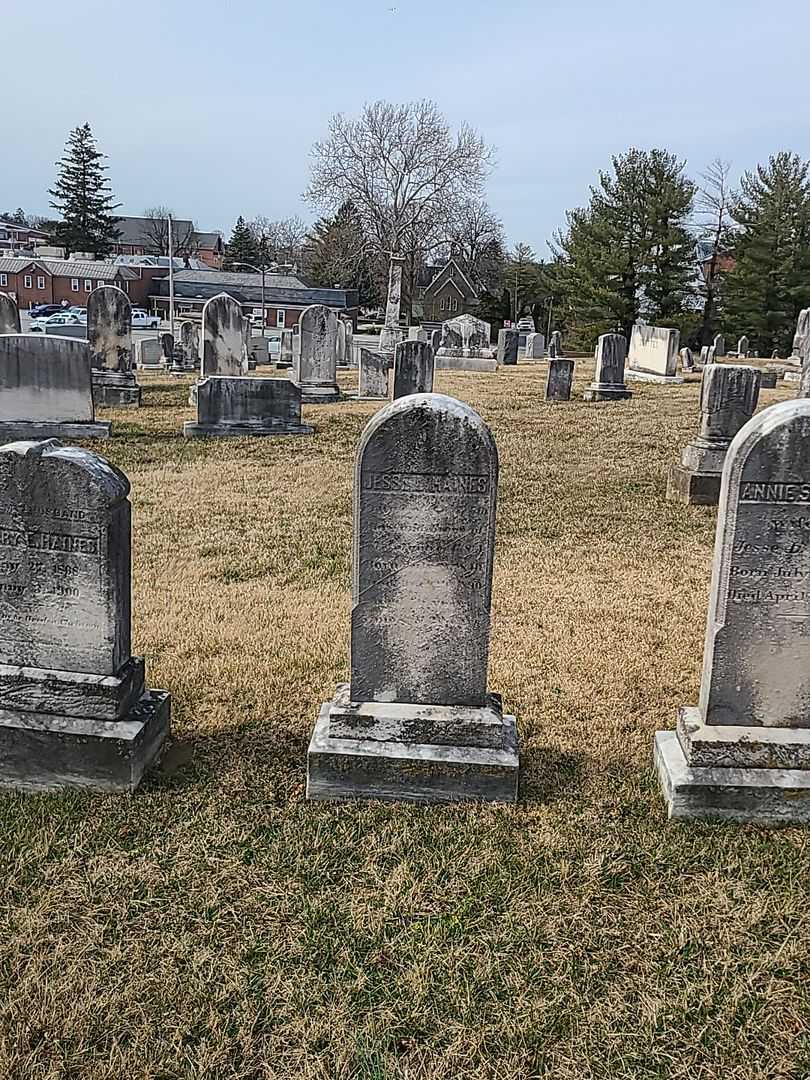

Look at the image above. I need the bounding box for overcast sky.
[3,0,808,256]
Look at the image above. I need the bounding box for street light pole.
[167,214,175,341]
[234,261,267,337]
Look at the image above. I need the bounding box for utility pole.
[167,214,175,341]
[546,295,554,340]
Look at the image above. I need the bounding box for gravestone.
[379,255,405,354]
[180,321,199,369]
[548,331,563,358]
[408,327,428,342]
[135,338,162,369]
[279,328,294,367]
[583,334,632,401]
[545,359,574,402]
[0,292,21,334]
[307,392,519,803]
[790,309,810,365]
[201,293,247,378]
[430,328,442,353]
[392,341,434,400]
[293,304,340,403]
[357,348,390,400]
[436,314,495,372]
[655,399,810,823]
[249,336,270,366]
[737,335,750,358]
[87,286,141,407]
[160,333,174,364]
[0,335,110,440]
[336,320,348,367]
[345,321,354,367]
[497,329,519,366]
[0,439,170,791]
[626,323,682,383]
[680,347,695,372]
[667,365,761,505]
[698,345,711,368]
[713,333,726,358]
[184,376,313,438]
[525,332,545,359]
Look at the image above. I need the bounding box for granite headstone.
[392,340,434,400]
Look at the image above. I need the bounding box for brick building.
[111,217,224,268]
[0,257,164,309]
[150,269,359,329]
[0,219,51,254]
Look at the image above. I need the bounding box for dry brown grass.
[0,364,808,1080]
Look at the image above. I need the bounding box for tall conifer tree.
[48,123,120,257]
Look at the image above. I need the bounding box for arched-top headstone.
[392,340,434,400]
[0,293,21,335]
[351,393,497,706]
[792,309,810,363]
[0,439,170,792]
[0,439,130,674]
[712,333,726,358]
[700,400,810,726]
[737,335,750,358]
[87,286,132,373]
[680,347,694,372]
[295,304,339,402]
[548,331,563,358]
[201,293,246,377]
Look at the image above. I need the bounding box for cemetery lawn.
[2,364,809,1080]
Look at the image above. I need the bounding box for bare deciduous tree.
[695,159,733,346]
[305,100,493,259]
[249,215,308,267]
[440,198,506,289]
[142,206,198,260]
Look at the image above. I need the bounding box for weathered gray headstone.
[497,329,519,366]
[791,309,810,364]
[545,358,574,401]
[345,320,354,367]
[408,326,428,342]
[699,345,711,367]
[160,333,174,363]
[713,333,726,358]
[336,319,348,367]
[280,328,294,367]
[668,364,761,505]
[0,335,110,440]
[737,335,750,359]
[135,338,162,369]
[525,332,545,359]
[0,292,21,335]
[0,439,170,792]
[201,293,247,378]
[307,392,519,803]
[87,286,141,407]
[294,304,340,403]
[680,347,695,372]
[436,314,495,372]
[626,323,682,383]
[392,341,434,400]
[583,334,632,401]
[249,336,270,366]
[184,376,313,438]
[379,255,405,354]
[430,328,442,353]
[180,321,199,369]
[357,349,390,400]
[548,331,563,358]
[656,399,810,823]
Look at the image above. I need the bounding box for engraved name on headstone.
[201,293,247,378]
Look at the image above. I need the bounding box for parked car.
[29,304,62,319]
[65,307,87,324]
[29,312,82,333]
[516,317,534,331]
[132,311,160,329]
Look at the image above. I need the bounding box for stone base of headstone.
[435,353,497,373]
[307,684,519,804]
[666,464,721,506]
[545,358,574,401]
[297,387,341,404]
[0,420,111,441]
[757,370,778,389]
[654,713,810,825]
[92,372,142,408]
[582,383,632,402]
[0,666,170,793]
[784,371,801,383]
[184,375,314,438]
[625,369,684,385]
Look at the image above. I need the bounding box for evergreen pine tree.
[308,200,378,305]
[223,216,259,270]
[48,123,120,257]
[556,148,694,347]
[724,152,810,356]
